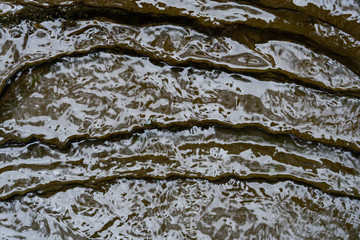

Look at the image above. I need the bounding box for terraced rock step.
[2,0,359,74]
[1,19,360,97]
[0,0,359,238]
[0,178,359,239]
[1,52,359,151]
[0,126,359,200]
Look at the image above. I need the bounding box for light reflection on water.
[0,0,359,238]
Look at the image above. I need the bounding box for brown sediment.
[0,0,359,238]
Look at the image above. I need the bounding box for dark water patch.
[0,3,201,32]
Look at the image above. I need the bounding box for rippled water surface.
[0,0,359,239]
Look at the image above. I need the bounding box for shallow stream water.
[0,0,359,239]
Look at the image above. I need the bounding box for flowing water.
[0,0,359,239]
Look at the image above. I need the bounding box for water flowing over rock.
[0,0,359,238]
